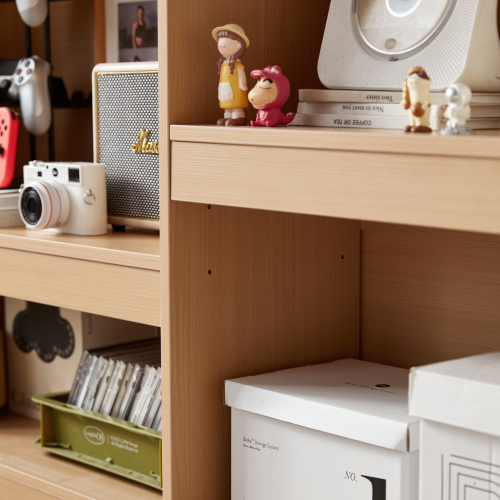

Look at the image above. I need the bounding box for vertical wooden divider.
[160,0,362,496]
[166,203,359,499]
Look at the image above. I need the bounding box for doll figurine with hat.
[212,23,250,126]
[248,66,296,127]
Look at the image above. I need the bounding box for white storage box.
[409,352,500,500]
[225,359,419,500]
[5,298,159,419]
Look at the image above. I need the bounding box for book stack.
[0,189,22,228]
[68,338,162,431]
[290,89,500,130]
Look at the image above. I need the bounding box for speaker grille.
[318,0,478,91]
[97,71,159,220]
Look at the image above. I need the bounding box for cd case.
[32,391,162,490]
[66,338,162,431]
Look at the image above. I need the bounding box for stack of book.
[0,189,22,228]
[290,89,500,130]
[68,338,162,431]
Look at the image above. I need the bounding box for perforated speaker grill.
[96,70,159,221]
[318,0,479,90]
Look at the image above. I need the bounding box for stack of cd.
[289,89,500,130]
[67,338,162,431]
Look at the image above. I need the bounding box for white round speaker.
[318,0,500,91]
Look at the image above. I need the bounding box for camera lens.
[21,188,42,225]
[19,181,70,230]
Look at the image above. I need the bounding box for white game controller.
[3,57,52,136]
[15,0,47,27]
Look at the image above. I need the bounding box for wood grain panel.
[158,0,172,495]
[0,477,56,500]
[361,225,500,369]
[169,202,360,499]
[49,0,94,97]
[0,227,160,271]
[171,125,500,160]
[0,411,161,500]
[167,0,331,125]
[93,0,106,65]
[172,141,500,234]
[0,248,160,326]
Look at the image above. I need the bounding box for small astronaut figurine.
[401,66,432,133]
[440,83,474,135]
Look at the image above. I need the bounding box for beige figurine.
[401,67,432,133]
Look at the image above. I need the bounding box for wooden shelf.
[171,125,500,159]
[0,410,162,500]
[171,125,500,235]
[0,227,160,326]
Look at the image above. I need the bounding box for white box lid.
[225,359,419,452]
[409,351,500,437]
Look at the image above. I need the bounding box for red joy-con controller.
[0,107,19,188]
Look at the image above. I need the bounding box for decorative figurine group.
[400,66,473,134]
[212,23,472,133]
[212,24,295,127]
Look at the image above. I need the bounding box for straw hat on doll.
[212,24,250,48]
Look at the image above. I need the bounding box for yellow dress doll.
[212,24,249,126]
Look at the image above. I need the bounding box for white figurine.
[440,83,474,135]
[401,66,432,133]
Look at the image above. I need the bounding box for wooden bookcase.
[1,0,500,498]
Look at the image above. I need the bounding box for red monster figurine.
[248,66,296,127]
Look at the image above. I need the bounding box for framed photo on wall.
[105,0,158,62]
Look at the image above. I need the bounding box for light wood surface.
[168,202,360,499]
[172,141,500,235]
[171,125,500,160]
[158,0,172,497]
[0,227,160,270]
[0,247,160,326]
[0,477,56,500]
[361,224,500,369]
[0,410,161,500]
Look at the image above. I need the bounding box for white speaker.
[318,0,500,91]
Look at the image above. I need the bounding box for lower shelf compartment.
[0,409,162,500]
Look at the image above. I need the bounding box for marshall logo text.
[130,129,159,154]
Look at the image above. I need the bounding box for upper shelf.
[170,125,500,235]
[170,125,500,160]
[0,227,160,326]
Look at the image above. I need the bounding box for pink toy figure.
[248,66,296,127]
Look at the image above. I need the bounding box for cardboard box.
[409,352,500,500]
[225,359,419,500]
[5,298,160,420]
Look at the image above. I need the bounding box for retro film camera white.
[318,0,500,91]
[19,161,108,235]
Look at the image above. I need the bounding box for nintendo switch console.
[0,108,19,188]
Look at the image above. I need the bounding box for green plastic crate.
[32,392,162,490]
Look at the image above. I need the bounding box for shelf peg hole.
[208,270,212,275]
[341,255,344,259]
